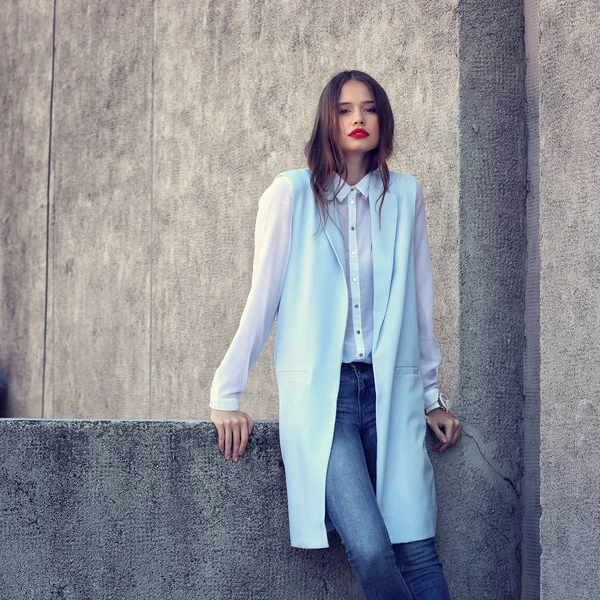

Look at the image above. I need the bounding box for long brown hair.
[304,70,394,232]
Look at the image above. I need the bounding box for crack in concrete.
[475,509,513,544]
[463,430,520,498]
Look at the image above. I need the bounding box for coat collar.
[320,168,398,353]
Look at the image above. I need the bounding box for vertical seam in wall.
[522,0,542,596]
[42,0,58,418]
[149,0,155,418]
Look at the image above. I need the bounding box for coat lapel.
[369,171,398,352]
[322,198,347,278]
[321,170,398,353]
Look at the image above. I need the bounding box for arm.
[413,180,443,412]
[414,179,462,452]
[209,176,293,411]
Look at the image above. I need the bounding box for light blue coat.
[273,167,437,549]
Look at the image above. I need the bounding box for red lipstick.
[349,128,369,138]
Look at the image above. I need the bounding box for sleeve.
[413,180,444,411]
[209,176,293,411]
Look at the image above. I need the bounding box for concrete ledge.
[0,419,363,600]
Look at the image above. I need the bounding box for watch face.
[439,393,450,410]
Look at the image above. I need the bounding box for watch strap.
[424,392,450,414]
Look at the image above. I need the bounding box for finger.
[217,424,224,452]
[224,424,232,460]
[451,420,463,444]
[436,440,449,453]
[239,420,249,456]
[429,421,447,445]
[232,421,241,461]
[248,416,254,436]
[440,421,462,451]
[443,420,455,444]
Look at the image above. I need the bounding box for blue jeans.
[325,361,451,600]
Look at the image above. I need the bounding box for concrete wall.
[0,419,367,600]
[10,0,600,598]
[538,1,600,598]
[522,0,542,597]
[0,2,53,417]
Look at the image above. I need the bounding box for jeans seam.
[350,363,363,429]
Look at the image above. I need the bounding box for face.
[336,79,380,156]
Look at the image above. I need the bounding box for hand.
[426,409,462,453]
[210,409,254,462]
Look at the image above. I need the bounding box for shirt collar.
[326,170,372,203]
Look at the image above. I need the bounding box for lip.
[349,128,369,138]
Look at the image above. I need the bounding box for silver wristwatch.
[424,392,451,415]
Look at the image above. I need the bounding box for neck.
[341,152,372,186]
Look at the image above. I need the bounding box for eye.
[339,109,350,114]
[366,107,377,113]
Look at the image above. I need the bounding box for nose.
[353,110,365,125]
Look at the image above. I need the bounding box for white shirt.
[333,171,375,364]
[210,170,443,412]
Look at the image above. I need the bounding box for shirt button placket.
[348,188,365,361]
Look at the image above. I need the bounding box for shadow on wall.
[0,370,8,418]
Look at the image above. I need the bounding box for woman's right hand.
[210,408,255,462]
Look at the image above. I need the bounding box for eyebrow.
[338,100,376,106]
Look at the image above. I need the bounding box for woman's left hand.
[426,409,462,453]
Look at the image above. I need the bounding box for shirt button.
[359,353,363,357]
[355,304,359,308]
[350,200,355,204]
[351,226,355,230]
[356,330,361,334]
[352,277,357,282]
[350,187,355,191]
[351,251,356,255]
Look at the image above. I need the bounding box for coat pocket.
[393,365,420,376]
[276,370,309,380]
[277,372,310,442]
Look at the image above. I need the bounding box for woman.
[210,70,462,600]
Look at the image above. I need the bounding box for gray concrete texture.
[5,0,597,598]
[521,0,542,597]
[0,419,366,599]
[538,1,600,599]
[0,417,522,600]
[0,3,53,417]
